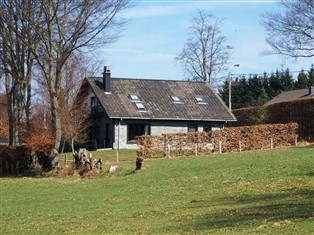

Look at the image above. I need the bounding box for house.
[264,86,314,106]
[264,87,314,141]
[77,66,236,149]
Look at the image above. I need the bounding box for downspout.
[116,118,122,162]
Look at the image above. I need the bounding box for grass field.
[1,146,313,234]
[60,149,137,163]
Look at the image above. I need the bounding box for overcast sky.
[99,0,314,81]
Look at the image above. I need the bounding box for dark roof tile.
[265,88,314,106]
[87,77,236,121]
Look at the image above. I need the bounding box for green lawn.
[60,149,137,163]
[1,146,313,234]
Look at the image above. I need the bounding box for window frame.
[195,96,207,104]
[127,123,151,143]
[135,102,147,112]
[203,125,212,132]
[171,96,183,103]
[188,125,198,132]
[130,94,140,102]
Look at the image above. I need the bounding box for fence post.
[116,148,119,162]
[167,144,171,158]
[239,141,242,153]
[195,143,198,157]
[270,138,274,149]
[219,141,222,154]
[295,135,298,146]
[16,161,19,175]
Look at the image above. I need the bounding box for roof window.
[135,102,147,112]
[171,96,183,103]
[195,96,207,104]
[130,95,140,102]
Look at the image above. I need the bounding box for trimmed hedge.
[137,123,298,158]
[231,98,314,141]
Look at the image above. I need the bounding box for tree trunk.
[50,94,62,151]
[71,138,75,155]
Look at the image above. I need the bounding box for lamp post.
[228,64,240,110]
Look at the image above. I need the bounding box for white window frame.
[195,96,207,104]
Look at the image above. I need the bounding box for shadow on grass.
[169,189,314,233]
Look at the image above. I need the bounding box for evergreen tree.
[296,69,309,88]
[280,68,294,90]
[218,66,314,110]
[268,71,283,98]
[308,65,314,87]
[247,75,264,106]
[232,77,249,109]
[250,96,267,125]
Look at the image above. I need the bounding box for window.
[188,125,198,132]
[203,125,212,132]
[130,94,140,102]
[91,96,97,107]
[90,97,104,114]
[195,96,207,104]
[135,102,147,112]
[128,124,151,142]
[171,96,183,103]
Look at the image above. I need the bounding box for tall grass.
[1,146,313,234]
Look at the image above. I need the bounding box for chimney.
[309,86,314,96]
[103,66,111,93]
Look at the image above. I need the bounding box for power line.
[231,69,311,77]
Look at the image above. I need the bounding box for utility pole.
[228,64,240,110]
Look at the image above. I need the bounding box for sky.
[99,0,314,82]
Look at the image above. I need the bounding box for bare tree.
[262,0,314,58]
[175,10,233,85]
[0,0,37,145]
[59,53,101,153]
[0,93,9,138]
[1,0,132,150]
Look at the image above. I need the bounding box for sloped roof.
[86,77,236,122]
[264,88,314,106]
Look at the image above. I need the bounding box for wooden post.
[65,153,67,166]
[295,135,298,146]
[116,149,119,162]
[195,143,198,157]
[16,161,19,175]
[219,141,222,154]
[167,144,171,158]
[239,141,242,153]
[270,138,274,149]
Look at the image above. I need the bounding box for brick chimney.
[103,66,111,93]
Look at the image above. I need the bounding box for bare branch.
[262,0,314,58]
[175,10,232,86]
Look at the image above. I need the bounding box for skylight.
[135,102,147,112]
[195,97,207,104]
[130,95,140,102]
[171,96,183,103]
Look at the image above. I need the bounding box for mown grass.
[60,149,137,163]
[1,146,313,234]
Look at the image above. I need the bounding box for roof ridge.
[86,76,208,83]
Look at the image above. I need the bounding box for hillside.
[1,146,313,234]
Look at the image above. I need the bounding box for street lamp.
[228,64,240,110]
